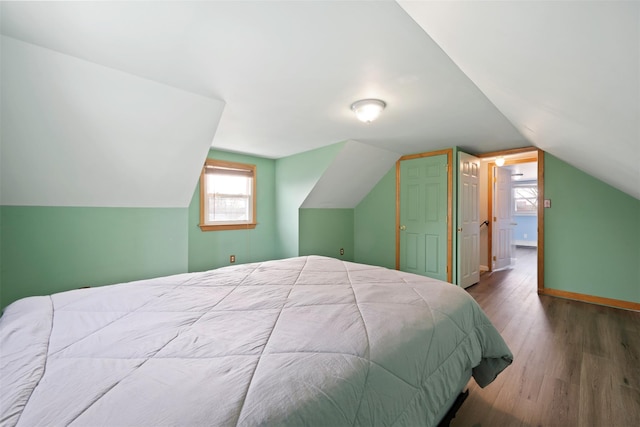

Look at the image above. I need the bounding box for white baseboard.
[514,240,537,247]
[480,265,489,272]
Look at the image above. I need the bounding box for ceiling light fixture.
[350,99,386,123]
[495,156,505,167]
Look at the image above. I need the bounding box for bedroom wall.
[354,167,397,269]
[345,149,640,305]
[299,209,354,261]
[275,142,345,258]
[0,207,188,308]
[187,150,279,272]
[4,149,636,309]
[0,35,223,310]
[543,153,640,304]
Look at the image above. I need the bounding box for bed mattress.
[0,256,512,426]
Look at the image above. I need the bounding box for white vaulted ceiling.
[399,0,640,200]
[1,36,224,207]
[0,1,638,207]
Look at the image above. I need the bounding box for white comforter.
[0,256,512,426]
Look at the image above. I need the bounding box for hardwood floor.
[451,247,640,427]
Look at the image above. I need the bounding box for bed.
[0,256,512,426]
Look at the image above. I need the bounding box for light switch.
[544,199,551,208]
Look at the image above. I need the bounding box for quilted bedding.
[0,256,512,426]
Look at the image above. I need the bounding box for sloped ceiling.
[399,1,639,200]
[1,36,224,207]
[0,1,638,208]
[301,141,400,209]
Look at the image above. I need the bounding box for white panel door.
[493,165,514,270]
[458,152,480,288]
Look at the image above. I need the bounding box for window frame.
[199,158,257,231]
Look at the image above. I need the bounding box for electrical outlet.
[340,248,344,256]
[230,255,236,263]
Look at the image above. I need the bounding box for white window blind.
[203,163,254,225]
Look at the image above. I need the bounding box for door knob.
[399,225,406,231]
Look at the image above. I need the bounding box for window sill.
[199,223,257,232]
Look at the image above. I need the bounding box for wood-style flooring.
[451,247,640,427]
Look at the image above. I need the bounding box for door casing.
[480,148,544,292]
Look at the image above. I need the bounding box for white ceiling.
[505,163,538,183]
[400,1,639,200]
[1,36,224,207]
[0,1,638,206]
[301,140,400,209]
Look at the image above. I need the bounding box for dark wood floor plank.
[618,385,640,426]
[451,247,640,427]
[607,309,640,392]
[540,375,579,427]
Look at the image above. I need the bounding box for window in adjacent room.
[199,159,256,231]
[513,183,538,215]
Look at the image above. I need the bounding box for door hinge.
[445,164,449,172]
[493,216,497,222]
[493,256,497,261]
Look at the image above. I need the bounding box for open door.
[458,152,480,288]
[492,165,515,270]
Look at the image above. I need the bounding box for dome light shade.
[495,156,505,167]
[350,99,386,123]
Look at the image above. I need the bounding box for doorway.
[477,148,544,291]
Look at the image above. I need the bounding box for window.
[199,159,256,231]
[513,184,538,215]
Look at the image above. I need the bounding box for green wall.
[354,167,396,269]
[275,142,345,258]
[299,208,354,261]
[353,147,640,303]
[4,148,637,310]
[353,148,459,282]
[0,206,188,308]
[543,153,640,303]
[0,144,342,310]
[188,149,279,272]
